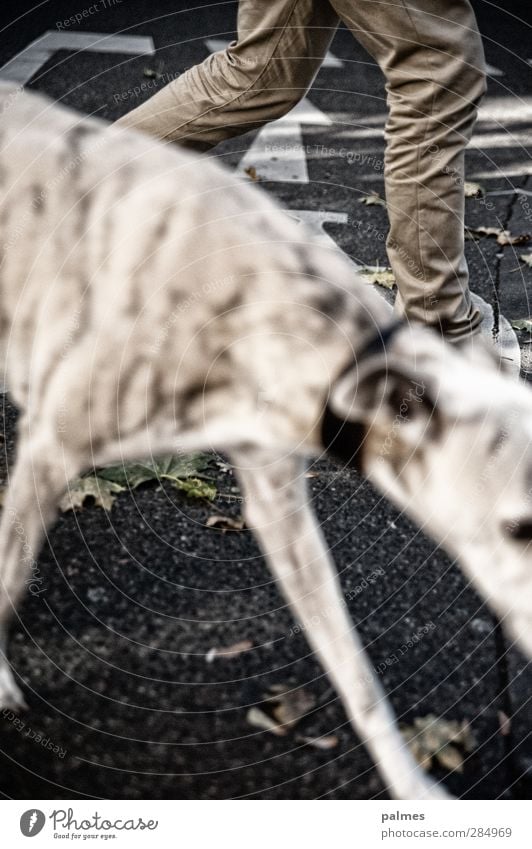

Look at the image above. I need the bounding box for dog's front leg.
[231,450,450,800]
[0,429,79,711]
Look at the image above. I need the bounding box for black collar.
[320,320,403,473]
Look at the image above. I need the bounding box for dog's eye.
[504,519,532,542]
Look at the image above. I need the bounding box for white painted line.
[337,96,532,134]
[287,209,359,261]
[0,30,155,85]
[470,131,532,149]
[471,166,532,179]
[478,96,532,123]
[237,98,333,183]
[205,38,343,67]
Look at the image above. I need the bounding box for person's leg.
[329,0,486,341]
[116,0,339,151]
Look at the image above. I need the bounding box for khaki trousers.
[117,0,487,340]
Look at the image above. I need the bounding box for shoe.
[459,293,521,379]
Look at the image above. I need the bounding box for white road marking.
[471,165,532,179]
[205,38,343,68]
[287,209,359,261]
[0,30,155,85]
[486,189,532,197]
[237,98,333,182]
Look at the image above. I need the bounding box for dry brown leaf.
[360,265,396,289]
[246,683,317,737]
[205,639,253,663]
[244,166,259,181]
[298,734,339,750]
[465,226,531,246]
[497,710,512,737]
[206,514,244,532]
[359,191,386,207]
[401,715,475,773]
[437,744,466,773]
[246,707,286,736]
[267,684,317,729]
[464,181,485,198]
[511,318,532,333]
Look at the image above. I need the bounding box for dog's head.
[323,323,532,655]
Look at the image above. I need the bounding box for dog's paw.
[0,662,28,713]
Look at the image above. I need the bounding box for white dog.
[0,83,531,800]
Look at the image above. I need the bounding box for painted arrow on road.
[237,98,333,183]
[205,39,343,68]
[0,30,155,86]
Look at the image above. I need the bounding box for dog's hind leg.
[0,426,80,711]
[231,449,450,800]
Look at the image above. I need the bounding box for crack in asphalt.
[493,175,530,338]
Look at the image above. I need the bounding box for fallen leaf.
[305,471,320,479]
[267,683,317,730]
[464,181,485,198]
[143,64,164,80]
[205,639,253,662]
[247,706,286,736]
[98,453,216,500]
[206,514,244,532]
[359,265,396,289]
[244,166,259,181]
[436,743,467,773]
[359,191,386,207]
[246,683,317,737]
[297,734,339,750]
[60,476,124,512]
[520,253,532,267]
[465,226,531,246]
[400,715,475,774]
[498,710,512,737]
[511,318,532,332]
[173,477,217,500]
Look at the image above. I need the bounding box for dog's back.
[0,83,386,457]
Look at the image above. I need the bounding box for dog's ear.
[331,356,432,424]
[322,354,439,470]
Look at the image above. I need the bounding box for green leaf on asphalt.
[359,191,386,207]
[359,265,396,289]
[60,476,125,513]
[63,452,217,511]
[171,476,217,501]
[511,318,532,332]
[98,452,213,489]
[464,181,485,198]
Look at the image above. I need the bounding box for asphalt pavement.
[0,0,531,800]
